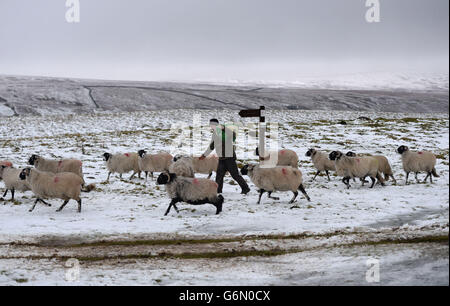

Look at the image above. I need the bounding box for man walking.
[200,119,250,194]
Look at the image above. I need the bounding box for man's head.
[209,118,219,131]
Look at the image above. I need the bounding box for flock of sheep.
[0,144,440,215]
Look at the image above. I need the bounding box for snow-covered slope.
[0,74,448,116]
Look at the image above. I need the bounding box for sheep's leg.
[405,172,409,185]
[145,171,148,182]
[268,192,280,201]
[129,172,137,180]
[257,189,266,204]
[207,172,212,179]
[106,172,111,183]
[289,191,298,204]
[298,184,311,201]
[41,199,51,206]
[151,172,154,180]
[77,199,82,213]
[415,172,419,183]
[369,177,376,188]
[29,199,39,212]
[10,189,15,201]
[343,177,351,189]
[312,170,320,181]
[326,170,331,181]
[391,175,397,185]
[424,172,433,183]
[2,189,7,198]
[165,198,180,216]
[56,200,70,212]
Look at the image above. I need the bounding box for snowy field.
[0,109,448,285]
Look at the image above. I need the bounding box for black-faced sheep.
[137,150,173,181]
[0,166,31,201]
[19,168,86,212]
[157,172,224,216]
[103,152,141,182]
[305,148,336,181]
[329,151,385,189]
[241,164,310,204]
[396,145,439,184]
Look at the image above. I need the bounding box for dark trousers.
[216,158,249,193]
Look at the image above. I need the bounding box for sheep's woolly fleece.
[0,109,448,244]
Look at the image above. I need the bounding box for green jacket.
[203,125,237,159]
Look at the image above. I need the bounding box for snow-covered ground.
[0,109,448,285]
[0,74,448,116]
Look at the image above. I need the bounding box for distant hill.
[0,75,448,116]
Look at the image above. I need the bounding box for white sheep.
[103,152,141,182]
[168,155,195,178]
[28,155,84,179]
[346,151,396,184]
[329,151,385,189]
[156,172,224,216]
[0,166,31,201]
[256,148,299,168]
[305,148,336,181]
[241,164,310,204]
[19,168,87,212]
[397,145,439,184]
[137,150,173,181]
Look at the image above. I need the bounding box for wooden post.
[238,106,266,159]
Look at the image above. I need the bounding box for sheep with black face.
[103,152,141,182]
[241,164,310,205]
[157,172,224,216]
[329,151,385,189]
[396,145,439,184]
[305,148,336,181]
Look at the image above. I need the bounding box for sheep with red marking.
[19,168,85,212]
[28,155,83,179]
[157,172,224,216]
[241,164,310,204]
[0,161,13,168]
[256,148,299,168]
[103,152,141,182]
[397,145,439,184]
[329,151,384,189]
[137,150,173,181]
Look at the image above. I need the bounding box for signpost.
[239,106,266,159]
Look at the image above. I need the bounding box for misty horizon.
[0,0,448,83]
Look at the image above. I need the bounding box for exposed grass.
[3,235,447,262]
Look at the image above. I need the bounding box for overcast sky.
[0,0,448,81]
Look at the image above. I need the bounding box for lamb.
[0,165,31,201]
[156,172,224,216]
[103,152,141,182]
[346,151,396,184]
[305,148,336,181]
[329,151,385,189]
[396,145,439,184]
[168,155,195,178]
[19,168,86,212]
[28,155,84,179]
[240,164,310,204]
[137,150,173,181]
[256,147,299,168]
